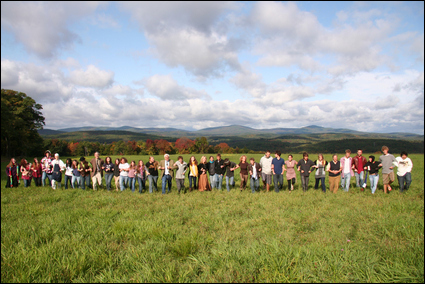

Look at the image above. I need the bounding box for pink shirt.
[128,168,136,178]
[285,160,297,180]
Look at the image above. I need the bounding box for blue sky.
[1,1,424,133]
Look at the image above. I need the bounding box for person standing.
[31,157,42,187]
[284,155,297,191]
[340,150,354,192]
[214,154,225,190]
[224,158,237,192]
[187,156,198,192]
[159,154,177,194]
[363,156,381,194]
[51,153,66,190]
[327,154,341,194]
[5,158,19,188]
[353,149,367,189]
[103,156,114,191]
[395,151,413,193]
[20,159,32,188]
[235,156,249,191]
[128,161,137,192]
[79,157,92,190]
[146,156,159,193]
[248,157,262,193]
[297,152,314,192]
[64,158,73,189]
[113,158,121,191]
[312,154,328,193]
[378,146,397,194]
[71,160,82,189]
[136,160,147,194]
[90,152,104,191]
[271,151,285,192]
[174,156,188,194]
[208,156,216,189]
[119,157,130,191]
[41,150,53,187]
[260,150,273,192]
[198,156,211,192]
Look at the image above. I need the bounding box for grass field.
[1,153,424,282]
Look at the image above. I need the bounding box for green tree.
[1,89,45,157]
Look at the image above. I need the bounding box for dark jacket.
[214,159,225,175]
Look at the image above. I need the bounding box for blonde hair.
[239,155,247,163]
[200,156,207,163]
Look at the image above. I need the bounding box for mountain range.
[39,125,423,140]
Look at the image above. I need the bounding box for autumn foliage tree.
[175,137,195,154]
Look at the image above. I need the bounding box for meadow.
[1,153,424,282]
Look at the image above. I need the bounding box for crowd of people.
[4,146,414,194]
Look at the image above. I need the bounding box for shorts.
[262,173,272,185]
[382,172,394,185]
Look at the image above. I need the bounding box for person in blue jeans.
[224,158,236,192]
[118,157,130,191]
[158,154,177,194]
[214,154,225,190]
[271,151,285,192]
[363,155,381,194]
[146,156,159,193]
[248,158,262,193]
[395,151,413,193]
[340,150,354,192]
[312,154,328,192]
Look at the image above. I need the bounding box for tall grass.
[1,154,423,282]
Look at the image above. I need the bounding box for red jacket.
[352,155,367,172]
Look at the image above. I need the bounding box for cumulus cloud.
[69,65,114,88]
[1,1,103,58]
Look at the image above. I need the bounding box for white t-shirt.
[342,157,351,174]
[395,157,413,176]
[119,163,129,177]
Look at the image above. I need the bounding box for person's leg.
[250,177,255,193]
[314,178,320,190]
[161,175,167,194]
[176,178,181,193]
[120,176,125,191]
[274,174,279,192]
[189,176,193,190]
[355,172,361,187]
[152,176,158,192]
[301,176,306,192]
[321,177,326,192]
[131,177,136,192]
[344,173,351,192]
[217,175,223,190]
[148,175,153,193]
[210,175,215,189]
[92,175,98,190]
[226,176,230,191]
[47,174,53,187]
[405,172,412,190]
[166,175,172,193]
[81,175,86,190]
[114,176,119,191]
[138,177,143,193]
[287,179,292,190]
[370,175,377,194]
[107,174,114,191]
[42,171,47,186]
[278,174,283,190]
[397,175,405,193]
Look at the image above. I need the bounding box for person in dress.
[235,155,249,191]
[284,155,297,191]
[198,156,211,192]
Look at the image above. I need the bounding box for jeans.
[341,172,351,192]
[138,177,146,193]
[354,171,365,187]
[129,177,136,192]
[120,176,128,191]
[369,174,379,194]
[33,176,41,187]
[64,175,73,189]
[23,179,31,187]
[314,177,326,192]
[81,175,91,190]
[148,175,158,193]
[250,177,260,193]
[273,174,283,192]
[397,172,412,193]
[300,176,309,192]
[176,179,185,193]
[214,174,223,190]
[72,176,81,189]
[209,174,215,189]
[42,172,52,186]
[162,174,172,194]
[105,174,114,191]
[189,176,197,189]
[226,176,234,192]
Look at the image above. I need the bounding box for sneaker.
[388,185,392,191]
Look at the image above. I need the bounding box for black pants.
[287,178,295,189]
[6,176,18,188]
[33,176,42,186]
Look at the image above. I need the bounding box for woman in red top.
[31,157,42,187]
[20,159,32,187]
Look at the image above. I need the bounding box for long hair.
[200,156,207,164]
[137,160,145,173]
[239,155,247,163]
[189,156,198,166]
[318,154,326,166]
[20,159,28,168]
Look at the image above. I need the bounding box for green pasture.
[1,153,424,282]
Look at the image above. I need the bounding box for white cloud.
[1,1,104,58]
[69,65,114,88]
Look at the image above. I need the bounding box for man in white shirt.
[259,150,273,192]
[395,151,413,193]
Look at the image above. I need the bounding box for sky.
[1,1,424,134]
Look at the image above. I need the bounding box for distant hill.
[39,124,424,140]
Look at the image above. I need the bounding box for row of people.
[5,146,413,194]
